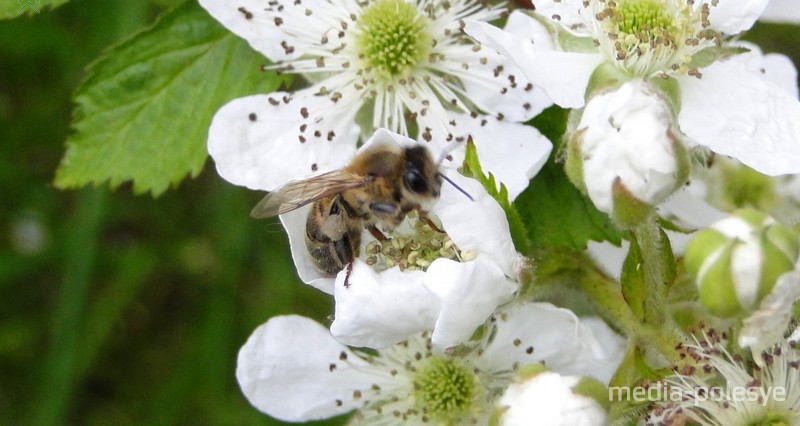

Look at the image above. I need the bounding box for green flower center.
[413,356,480,421]
[750,413,790,426]
[615,0,673,40]
[356,0,430,78]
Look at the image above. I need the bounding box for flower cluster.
[467,0,800,225]
[198,0,800,423]
[238,304,623,424]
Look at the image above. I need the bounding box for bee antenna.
[438,173,475,202]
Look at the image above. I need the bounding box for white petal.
[420,111,552,199]
[459,53,552,123]
[733,42,799,98]
[460,12,554,121]
[433,173,520,276]
[659,184,727,230]
[762,53,800,99]
[760,0,800,24]
[579,317,627,385]
[530,0,589,29]
[739,270,800,362]
[586,240,628,282]
[199,0,290,60]
[208,92,359,191]
[705,0,769,34]
[200,0,359,62]
[658,183,727,255]
[678,55,800,176]
[237,315,378,421]
[330,260,440,349]
[465,15,602,108]
[502,9,556,51]
[512,49,601,109]
[498,372,607,426]
[279,206,335,293]
[454,113,553,200]
[480,303,625,385]
[423,256,518,350]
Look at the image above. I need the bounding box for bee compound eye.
[404,170,427,194]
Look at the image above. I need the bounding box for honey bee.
[251,140,452,279]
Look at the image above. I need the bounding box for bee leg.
[367,225,388,242]
[420,213,445,233]
[343,262,354,288]
[332,233,354,270]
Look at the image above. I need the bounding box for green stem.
[580,261,679,360]
[578,263,642,339]
[528,247,681,362]
[33,188,107,426]
[525,250,641,340]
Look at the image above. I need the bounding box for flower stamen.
[364,213,467,272]
[357,0,431,79]
[413,356,480,422]
[590,0,722,77]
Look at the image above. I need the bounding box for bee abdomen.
[305,197,362,277]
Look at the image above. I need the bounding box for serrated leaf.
[515,107,623,251]
[55,1,289,196]
[461,140,530,252]
[0,0,68,19]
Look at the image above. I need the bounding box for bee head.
[402,146,442,201]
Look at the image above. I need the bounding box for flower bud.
[684,208,800,318]
[566,80,688,227]
[493,369,607,426]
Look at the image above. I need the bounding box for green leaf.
[621,233,646,321]
[461,140,530,252]
[626,222,678,323]
[55,1,289,196]
[0,0,68,19]
[515,107,623,251]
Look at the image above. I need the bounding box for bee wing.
[250,170,367,218]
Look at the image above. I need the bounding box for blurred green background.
[1,1,798,425]
[0,1,341,424]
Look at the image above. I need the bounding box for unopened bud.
[684,208,800,317]
[566,80,688,227]
[493,370,607,426]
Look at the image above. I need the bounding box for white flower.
[466,2,800,177]
[236,303,625,424]
[569,80,685,223]
[201,0,553,198]
[278,130,524,350]
[650,329,800,426]
[497,372,607,426]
